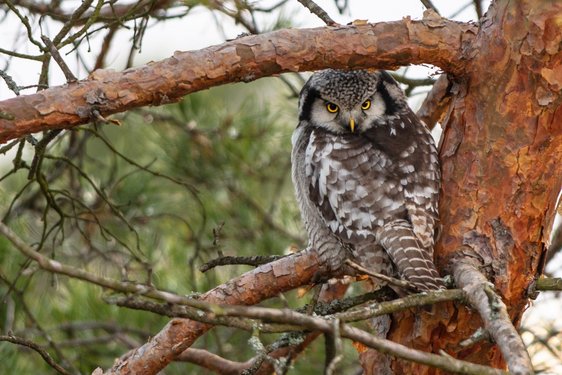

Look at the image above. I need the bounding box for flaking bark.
[387,1,562,373]
[0,17,475,142]
[108,250,320,374]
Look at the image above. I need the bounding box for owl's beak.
[349,117,355,132]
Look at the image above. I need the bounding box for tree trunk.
[385,1,562,373]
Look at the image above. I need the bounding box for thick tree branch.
[0,18,476,142]
[451,250,533,375]
[417,74,452,130]
[107,249,320,374]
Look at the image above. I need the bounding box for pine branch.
[0,18,476,142]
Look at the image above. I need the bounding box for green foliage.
[0,78,341,373]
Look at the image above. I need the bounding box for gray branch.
[452,250,534,375]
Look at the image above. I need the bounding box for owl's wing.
[402,118,441,251]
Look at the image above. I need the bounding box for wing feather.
[305,111,439,249]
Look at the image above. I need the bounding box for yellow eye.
[361,100,371,110]
[326,102,339,113]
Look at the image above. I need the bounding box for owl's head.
[298,69,408,134]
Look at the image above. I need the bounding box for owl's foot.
[310,247,354,284]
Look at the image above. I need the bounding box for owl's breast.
[306,129,409,244]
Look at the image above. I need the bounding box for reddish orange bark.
[386,1,562,373]
[0,17,475,143]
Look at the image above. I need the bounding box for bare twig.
[199,255,287,272]
[452,252,534,375]
[174,348,253,374]
[27,129,63,180]
[460,327,491,348]
[109,285,388,334]
[345,259,417,291]
[4,0,43,50]
[473,0,484,20]
[296,0,336,25]
[546,222,562,265]
[7,0,178,26]
[420,0,440,15]
[0,221,210,309]
[0,69,21,95]
[0,335,71,375]
[324,318,343,375]
[391,74,435,87]
[40,36,77,83]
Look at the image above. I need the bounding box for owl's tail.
[377,220,445,292]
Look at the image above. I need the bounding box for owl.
[291,69,444,292]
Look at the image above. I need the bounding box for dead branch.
[451,249,533,375]
[138,297,507,375]
[0,334,71,375]
[335,289,464,322]
[176,348,253,375]
[40,36,77,83]
[0,18,476,143]
[345,259,417,291]
[296,0,336,25]
[420,1,440,15]
[0,221,211,308]
[199,254,287,272]
[9,0,177,25]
